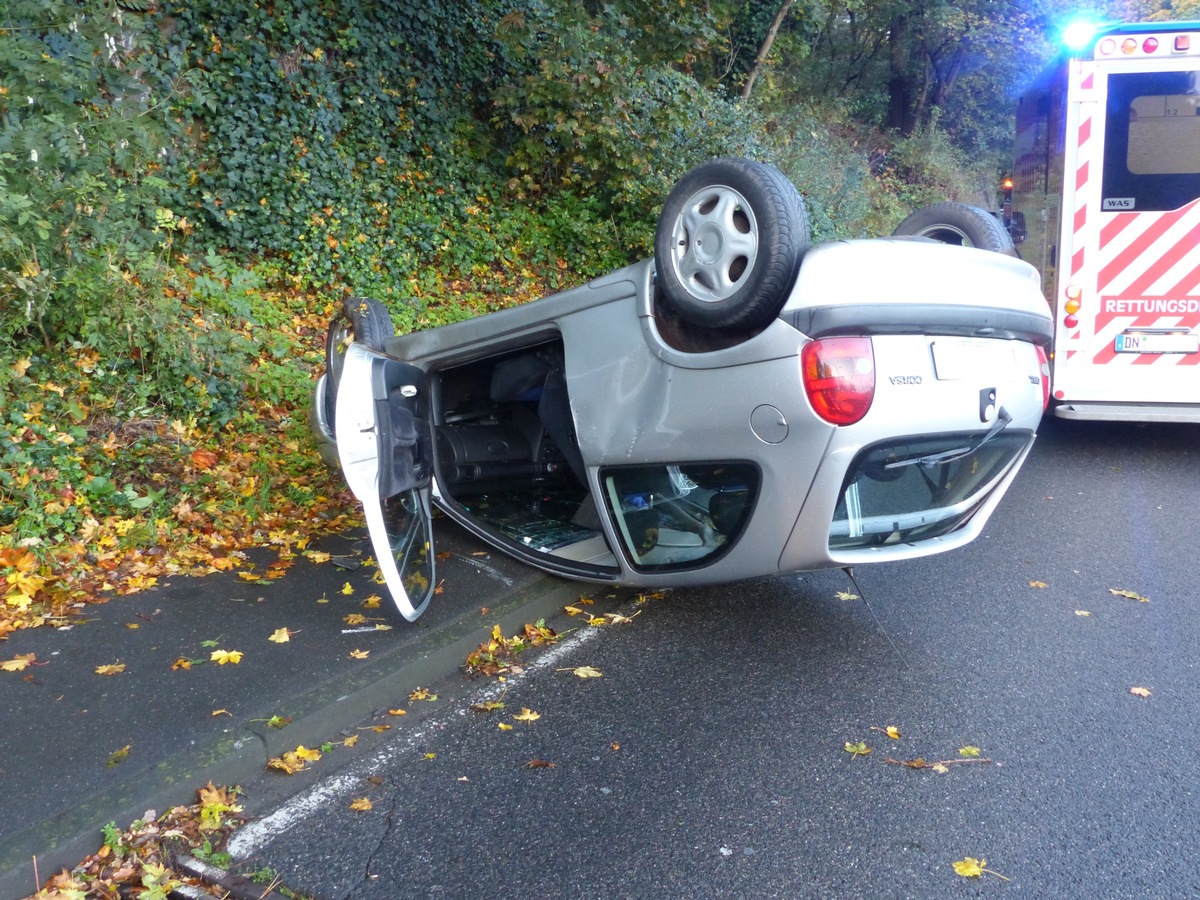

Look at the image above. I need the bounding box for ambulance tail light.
[1036,345,1051,411]
[802,337,875,425]
[1063,284,1082,328]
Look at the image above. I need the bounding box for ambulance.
[1011,21,1200,421]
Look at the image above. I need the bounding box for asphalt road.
[227,416,1200,899]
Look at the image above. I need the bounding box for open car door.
[334,343,436,621]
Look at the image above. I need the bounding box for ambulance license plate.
[1114,331,1199,354]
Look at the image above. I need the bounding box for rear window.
[830,432,1030,550]
[1102,69,1200,211]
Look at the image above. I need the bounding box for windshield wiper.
[884,406,1012,471]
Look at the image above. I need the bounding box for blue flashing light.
[1062,19,1102,52]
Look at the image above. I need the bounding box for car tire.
[892,202,1017,256]
[324,297,395,435]
[655,158,810,330]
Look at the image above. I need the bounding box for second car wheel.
[655,158,810,330]
[891,201,1017,256]
[324,296,395,436]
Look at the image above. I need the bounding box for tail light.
[802,337,875,425]
[1036,344,1051,410]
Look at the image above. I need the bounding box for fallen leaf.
[387,708,408,716]
[931,763,949,773]
[611,743,620,751]
[952,856,1009,881]
[349,797,373,812]
[497,722,513,731]
[95,663,126,676]
[349,649,370,659]
[294,745,322,762]
[341,582,355,595]
[563,605,584,616]
[844,740,871,758]
[171,657,194,670]
[472,700,505,713]
[605,612,637,624]
[106,745,131,767]
[513,707,541,722]
[835,590,859,601]
[190,449,218,470]
[2,653,37,672]
[525,759,556,768]
[268,627,294,643]
[1110,587,1149,602]
[1130,686,1152,698]
[587,616,607,627]
[1028,580,1048,588]
[952,857,985,878]
[211,709,231,717]
[572,666,603,678]
[409,687,437,701]
[267,752,306,774]
[344,613,367,625]
[424,752,436,760]
[362,594,382,609]
[303,550,331,563]
[210,649,243,665]
[959,745,982,757]
[1075,610,1091,617]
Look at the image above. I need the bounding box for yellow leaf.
[931,763,949,773]
[835,590,859,601]
[341,582,355,595]
[587,616,607,627]
[952,857,985,878]
[513,707,541,722]
[343,735,359,747]
[268,627,293,643]
[212,709,231,717]
[1110,588,1149,602]
[267,752,306,774]
[211,649,243,665]
[959,745,982,757]
[409,687,437,701]
[11,357,31,378]
[605,612,636,624]
[1028,580,1048,588]
[344,614,367,625]
[294,745,322,761]
[1130,686,1152,698]
[885,726,902,740]
[497,722,513,731]
[388,708,407,716]
[95,663,126,676]
[563,605,584,616]
[107,745,132,767]
[303,551,331,563]
[1,653,36,672]
[572,666,603,678]
[844,740,871,758]
[424,752,436,760]
[349,649,370,659]
[362,594,382,609]
[349,797,373,812]
[1075,610,1092,617]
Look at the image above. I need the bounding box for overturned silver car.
[311,159,1052,620]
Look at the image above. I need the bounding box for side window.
[601,463,759,570]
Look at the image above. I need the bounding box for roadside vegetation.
[1,0,1193,638]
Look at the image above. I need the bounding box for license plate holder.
[931,339,1018,381]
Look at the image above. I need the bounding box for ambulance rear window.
[1102,70,1200,211]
